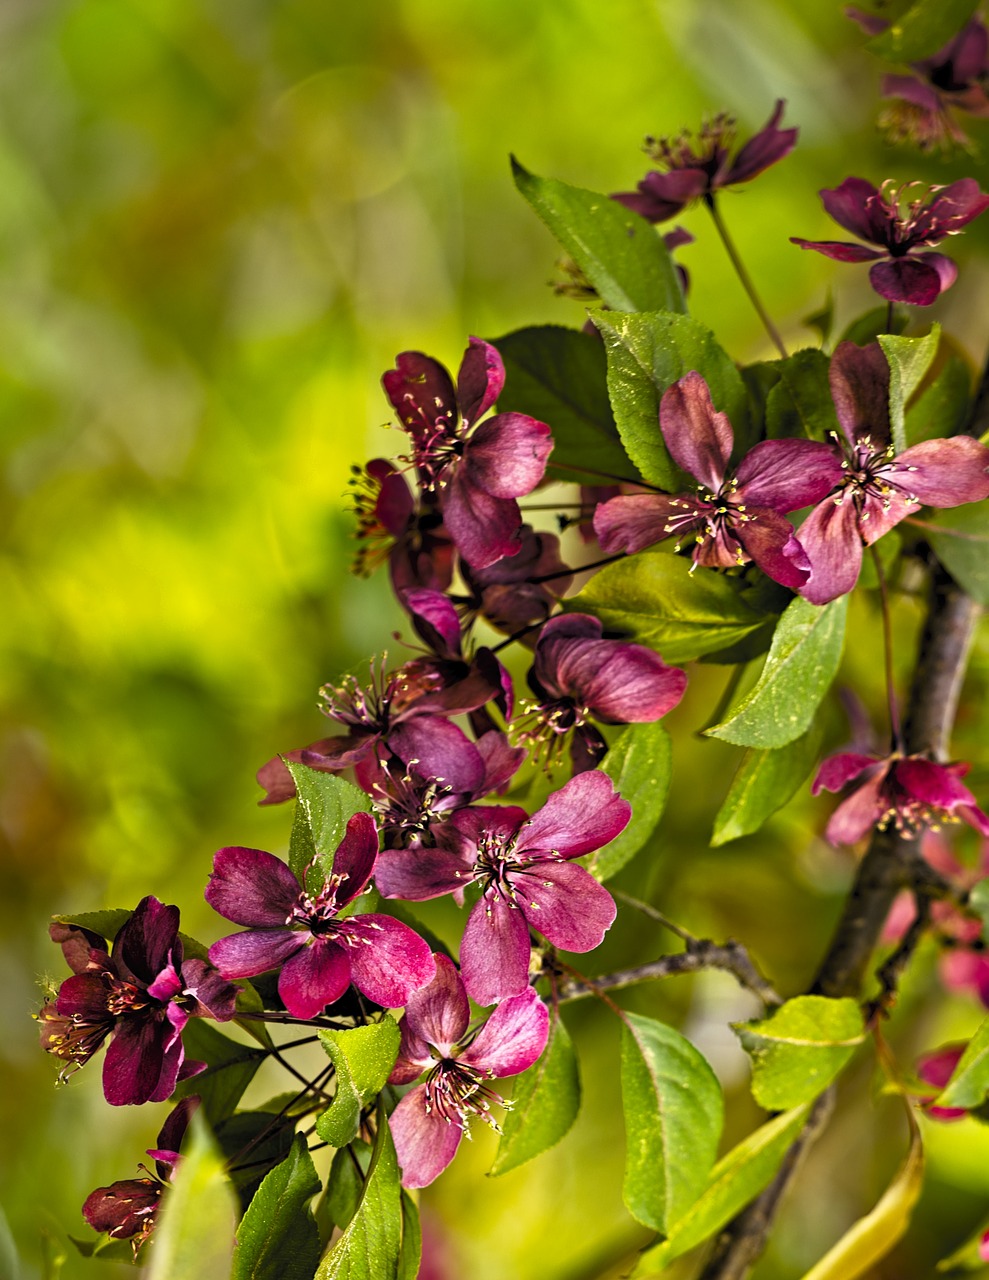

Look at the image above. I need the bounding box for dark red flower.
[460,526,572,635]
[350,459,454,595]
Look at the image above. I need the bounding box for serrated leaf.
[707,596,847,748]
[868,0,979,61]
[566,549,768,663]
[879,326,940,453]
[316,1019,401,1149]
[904,352,971,446]
[493,325,634,481]
[286,763,373,884]
[589,722,672,879]
[734,996,865,1110]
[316,1103,405,1280]
[801,1101,923,1280]
[512,158,685,315]
[621,1014,724,1234]
[232,1136,321,1280]
[490,1010,580,1175]
[711,723,822,846]
[591,310,752,489]
[765,348,839,442]
[147,1113,238,1280]
[634,1104,811,1273]
[936,1013,989,1109]
[927,503,989,604]
[172,1021,264,1124]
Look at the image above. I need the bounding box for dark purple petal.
[521,770,631,859]
[736,509,811,590]
[868,257,946,305]
[725,100,797,185]
[387,718,487,796]
[790,237,885,263]
[179,957,238,1022]
[382,351,457,444]
[735,439,844,511]
[949,19,989,82]
[278,940,352,1019]
[208,928,302,979]
[829,342,891,449]
[460,986,549,1077]
[153,1096,200,1175]
[374,845,472,900]
[345,915,437,1007]
[367,460,415,537]
[515,861,617,953]
[465,414,553,500]
[892,437,989,507]
[103,1017,172,1107]
[400,953,469,1054]
[459,895,532,1006]
[402,588,463,660]
[49,921,108,973]
[798,495,864,605]
[441,466,525,569]
[593,492,695,554]
[926,179,989,233]
[660,372,733,491]
[115,897,180,986]
[206,846,301,927]
[331,812,380,906]
[390,1084,464,1188]
[846,6,889,37]
[554,642,687,724]
[476,730,527,795]
[824,767,888,845]
[83,1178,161,1237]
[457,337,505,427]
[820,177,887,243]
[812,753,879,795]
[55,972,111,1021]
[612,168,710,222]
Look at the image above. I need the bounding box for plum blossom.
[205,812,436,1019]
[594,372,842,586]
[791,177,989,304]
[375,770,630,1005]
[612,100,797,223]
[388,956,548,1188]
[383,338,553,568]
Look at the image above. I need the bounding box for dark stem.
[527,553,623,584]
[864,892,932,1026]
[885,299,895,334]
[545,460,646,486]
[490,619,547,653]
[705,195,788,358]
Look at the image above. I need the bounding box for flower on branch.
[388,954,548,1188]
[612,100,798,222]
[375,770,630,1005]
[791,177,989,304]
[39,899,236,1106]
[350,459,454,595]
[205,812,436,1019]
[594,371,842,586]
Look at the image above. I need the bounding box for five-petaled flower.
[612,100,797,223]
[205,812,436,1019]
[374,769,630,1005]
[388,955,548,1188]
[594,371,842,587]
[791,176,989,304]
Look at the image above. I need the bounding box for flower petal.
[829,341,891,449]
[346,915,437,1007]
[725,99,798,185]
[208,928,303,979]
[459,895,531,1006]
[819,177,887,243]
[330,812,380,906]
[401,953,470,1054]
[926,179,989,233]
[115,897,180,986]
[278,939,352,1019]
[206,847,301,927]
[789,237,884,263]
[457,337,505,427]
[824,767,888,846]
[390,1085,464,1188]
[103,1017,172,1107]
[734,439,844,511]
[553,641,687,723]
[593,493,692,554]
[402,588,464,660]
[373,845,471,901]
[465,414,553,500]
[736,510,810,590]
[611,168,710,222]
[660,372,733,491]
[868,256,946,305]
[798,494,865,605]
[891,437,989,507]
[515,860,617,953]
[441,466,525,568]
[812,753,879,796]
[521,770,631,859]
[382,351,457,444]
[460,986,549,1077]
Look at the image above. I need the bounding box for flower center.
[423,1058,509,1134]
[832,435,918,525]
[105,979,152,1018]
[645,113,734,176]
[370,759,456,846]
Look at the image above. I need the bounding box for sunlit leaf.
[879,326,940,454]
[286,762,373,884]
[734,996,865,1110]
[316,1018,401,1149]
[711,724,822,846]
[936,1013,989,1110]
[232,1136,321,1280]
[590,722,672,879]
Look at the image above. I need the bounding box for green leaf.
[801,1103,923,1280]
[711,723,823,846]
[904,352,971,446]
[706,596,847,748]
[590,722,672,879]
[316,1104,406,1280]
[287,762,373,884]
[51,908,131,943]
[633,1105,811,1273]
[217,1112,298,1204]
[868,0,980,61]
[490,1009,581,1175]
[565,549,769,664]
[148,1113,238,1280]
[927,502,989,605]
[620,1014,724,1234]
[323,1143,372,1233]
[764,348,839,442]
[397,1192,421,1280]
[591,310,752,489]
[879,326,940,454]
[493,325,634,481]
[511,158,685,315]
[838,305,908,348]
[316,1018,402,1149]
[734,995,865,1110]
[172,1021,264,1123]
[232,1137,321,1280]
[936,1013,989,1109]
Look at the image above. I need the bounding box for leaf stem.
[705,195,788,358]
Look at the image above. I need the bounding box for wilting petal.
[442,466,524,568]
[460,986,549,1077]
[331,812,380,906]
[390,1084,464,1188]
[798,495,865,605]
[516,860,617,953]
[50,921,108,974]
[115,897,180,986]
[819,177,888,243]
[178,958,237,1021]
[457,337,505,427]
[660,372,733,491]
[459,895,531,1006]
[522,770,631,859]
[208,928,302,979]
[382,351,457,444]
[790,237,885,263]
[465,414,553,500]
[83,1177,161,1237]
[374,845,472,901]
[279,939,352,1019]
[813,753,879,795]
[869,256,946,305]
[103,1017,171,1107]
[735,439,844,511]
[891,436,989,507]
[206,846,301,926]
[594,493,695,554]
[346,915,436,1007]
[401,954,470,1054]
[725,100,798,184]
[824,767,888,846]
[737,510,810,589]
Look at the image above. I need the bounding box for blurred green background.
[7,2,989,1277]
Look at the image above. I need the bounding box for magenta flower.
[594,372,842,587]
[401,588,514,721]
[523,613,687,772]
[351,459,454,595]
[375,770,630,1005]
[812,750,989,846]
[82,1096,199,1249]
[383,337,553,568]
[205,812,436,1019]
[612,100,797,223]
[388,956,548,1188]
[791,177,989,304]
[39,899,236,1107]
[799,342,989,604]
[916,1044,969,1121]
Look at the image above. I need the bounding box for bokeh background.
[6,2,989,1277]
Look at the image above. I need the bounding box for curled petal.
[401,953,470,1056]
[390,1084,464,1188]
[402,588,463,660]
[460,986,549,1077]
[737,510,811,589]
[382,352,457,443]
[725,100,798,185]
[824,767,888,846]
[457,337,505,427]
[819,177,888,243]
[115,897,180,987]
[103,1017,175,1107]
[206,846,301,927]
[790,237,885,263]
[611,168,710,222]
[331,812,380,906]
